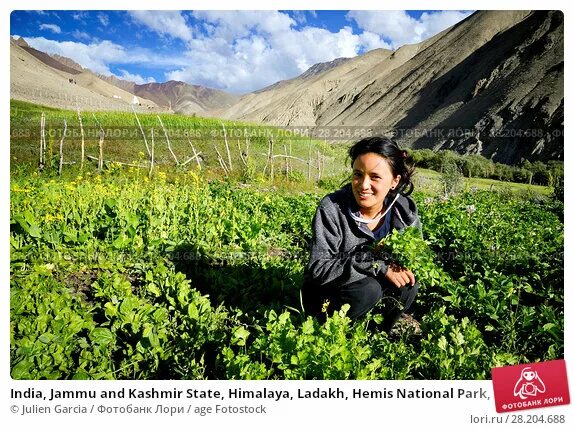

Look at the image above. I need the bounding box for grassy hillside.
[10,99,551,198]
[414,168,550,196]
[10,99,349,182]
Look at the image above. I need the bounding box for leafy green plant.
[10,165,563,380]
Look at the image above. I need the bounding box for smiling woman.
[301,136,422,333]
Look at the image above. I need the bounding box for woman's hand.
[385,263,416,288]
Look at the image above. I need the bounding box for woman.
[301,136,421,333]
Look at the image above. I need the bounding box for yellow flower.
[11,186,32,194]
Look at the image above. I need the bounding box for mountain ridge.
[10,36,240,115]
[10,10,563,164]
[214,10,563,164]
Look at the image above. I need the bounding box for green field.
[415,168,550,196]
[10,100,563,379]
[10,99,349,185]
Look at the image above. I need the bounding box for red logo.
[492,360,570,413]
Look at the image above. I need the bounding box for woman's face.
[352,153,401,214]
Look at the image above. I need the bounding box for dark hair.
[348,136,415,196]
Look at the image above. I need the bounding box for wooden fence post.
[90,113,105,172]
[283,143,289,176]
[221,122,232,172]
[237,138,248,168]
[149,129,155,178]
[289,140,293,176]
[77,107,85,171]
[188,137,201,170]
[58,120,67,175]
[98,130,104,171]
[307,140,312,181]
[132,105,151,158]
[39,112,46,171]
[316,150,322,182]
[264,138,275,180]
[157,115,179,165]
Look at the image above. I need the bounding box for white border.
[3,1,571,428]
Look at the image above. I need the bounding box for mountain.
[13,37,29,48]
[51,54,85,73]
[132,81,239,115]
[252,56,352,94]
[96,74,136,93]
[10,37,158,111]
[10,10,563,164]
[10,38,239,114]
[10,37,238,116]
[17,43,83,76]
[96,76,239,115]
[216,11,563,164]
[214,48,395,126]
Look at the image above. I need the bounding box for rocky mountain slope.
[97,76,239,115]
[11,37,238,116]
[217,11,563,164]
[135,81,239,115]
[10,37,158,111]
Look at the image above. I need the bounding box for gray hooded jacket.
[303,183,421,290]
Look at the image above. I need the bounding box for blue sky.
[11,10,473,94]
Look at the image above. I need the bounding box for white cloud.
[117,69,156,85]
[418,11,472,38]
[347,10,472,48]
[23,37,136,75]
[164,38,289,93]
[39,24,61,34]
[192,10,295,40]
[22,36,188,77]
[357,31,392,52]
[270,25,360,71]
[72,12,88,21]
[72,30,91,41]
[347,11,418,47]
[291,11,307,25]
[129,11,193,42]
[97,13,109,27]
[165,11,389,94]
